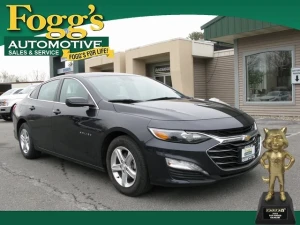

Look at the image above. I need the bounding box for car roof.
[51,72,141,80]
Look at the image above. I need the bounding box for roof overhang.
[201,16,291,44]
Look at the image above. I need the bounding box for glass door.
[154,75,172,87]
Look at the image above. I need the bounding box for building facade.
[85,17,299,116]
[202,17,299,116]
[85,38,235,105]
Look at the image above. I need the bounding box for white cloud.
[0,15,216,79]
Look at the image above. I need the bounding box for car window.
[13,89,23,94]
[30,86,40,99]
[59,79,89,103]
[38,80,60,101]
[19,85,39,94]
[86,76,183,101]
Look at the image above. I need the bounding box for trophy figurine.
[256,127,296,224]
[260,127,295,201]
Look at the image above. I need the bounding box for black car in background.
[13,73,261,196]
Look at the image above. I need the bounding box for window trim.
[28,77,99,109]
[243,46,295,106]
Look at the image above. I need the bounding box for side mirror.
[65,97,95,107]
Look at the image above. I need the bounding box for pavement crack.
[0,163,112,211]
[60,160,113,211]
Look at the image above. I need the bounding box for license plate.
[241,145,255,162]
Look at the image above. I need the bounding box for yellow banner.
[62,47,114,61]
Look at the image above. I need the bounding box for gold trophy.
[256,127,296,224]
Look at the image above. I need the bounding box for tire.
[18,123,41,159]
[2,115,12,121]
[106,135,152,196]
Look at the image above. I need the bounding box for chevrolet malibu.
[13,73,261,196]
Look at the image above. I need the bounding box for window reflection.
[246,51,292,102]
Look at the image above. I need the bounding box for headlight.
[148,128,210,144]
[1,100,8,106]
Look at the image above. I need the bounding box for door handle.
[52,109,61,115]
[29,106,35,110]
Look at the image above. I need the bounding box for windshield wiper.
[109,99,142,103]
[146,97,182,101]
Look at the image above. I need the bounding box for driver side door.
[51,78,100,166]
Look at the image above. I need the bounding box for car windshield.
[1,89,16,96]
[86,75,184,101]
[266,91,280,96]
[19,85,38,94]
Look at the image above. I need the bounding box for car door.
[52,78,100,165]
[27,79,61,152]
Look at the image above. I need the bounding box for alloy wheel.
[110,146,137,188]
[20,129,30,154]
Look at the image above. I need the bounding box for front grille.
[207,135,260,170]
[169,168,207,181]
[203,125,254,137]
[0,102,5,106]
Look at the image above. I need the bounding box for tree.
[0,70,20,82]
[27,69,47,81]
[187,31,204,41]
[248,70,264,93]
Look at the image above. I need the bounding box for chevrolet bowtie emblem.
[242,135,251,141]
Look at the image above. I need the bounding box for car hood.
[113,98,247,121]
[0,94,27,100]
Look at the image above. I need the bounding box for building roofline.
[126,38,214,51]
[85,51,123,61]
[201,16,224,29]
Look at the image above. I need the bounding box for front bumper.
[144,130,261,187]
[0,106,11,115]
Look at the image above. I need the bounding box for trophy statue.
[256,127,296,224]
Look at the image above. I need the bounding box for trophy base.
[255,192,296,225]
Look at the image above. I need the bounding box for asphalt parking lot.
[0,118,299,211]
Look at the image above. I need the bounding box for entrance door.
[153,64,172,87]
[154,75,172,87]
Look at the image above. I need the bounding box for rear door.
[52,78,100,165]
[27,79,61,152]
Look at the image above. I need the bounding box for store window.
[153,65,172,87]
[246,50,293,102]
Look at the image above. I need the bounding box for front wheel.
[19,123,41,159]
[106,135,152,196]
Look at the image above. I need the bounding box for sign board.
[292,68,300,84]
[154,65,170,75]
[57,67,73,75]
[59,28,69,62]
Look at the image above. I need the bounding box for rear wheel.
[19,123,41,159]
[106,135,152,196]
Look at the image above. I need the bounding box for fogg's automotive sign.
[5,4,114,60]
